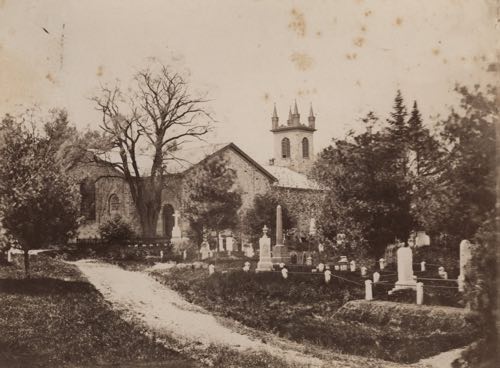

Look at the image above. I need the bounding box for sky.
[0,0,497,163]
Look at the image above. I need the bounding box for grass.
[151,265,479,364]
[0,256,197,368]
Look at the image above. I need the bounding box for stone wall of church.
[94,176,142,235]
[271,187,325,234]
[219,148,273,210]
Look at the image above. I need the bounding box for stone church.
[71,102,322,245]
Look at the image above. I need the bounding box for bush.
[99,215,135,244]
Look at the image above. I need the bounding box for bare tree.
[92,64,212,236]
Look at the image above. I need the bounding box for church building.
[71,102,323,246]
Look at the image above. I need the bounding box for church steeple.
[308,103,315,129]
[287,106,292,126]
[292,100,300,126]
[271,104,279,130]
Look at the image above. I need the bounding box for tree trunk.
[131,178,163,237]
[23,249,30,279]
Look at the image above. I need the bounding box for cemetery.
[143,205,482,364]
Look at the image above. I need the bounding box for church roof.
[262,165,321,190]
[93,143,321,190]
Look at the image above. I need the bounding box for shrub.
[98,215,135,244]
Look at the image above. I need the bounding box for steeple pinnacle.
[293,100,299,115]
[271,103,279,130]
[287,106,292,125]
[309,103,314,118]
[308,103,316,129]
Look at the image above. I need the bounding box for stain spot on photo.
[290,52,314,71]
[289,8,306,37]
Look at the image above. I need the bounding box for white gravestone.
[324,269,332,283]
[7,247,13,263]
[256,225,273,271]
[306,255,312,266]
[350,260,356,272]
[393,246,417,290]
[218,234,224,252]
[281,267,288,279]
[172,211,182,238]
[183,250,187,260]
[416,282,424,305]
[373,272,380,283]
[379,258,386,270]
[339,256,348,271]
[318,243,324,253]
[459,240,472,281]
[365,280,373,301]
[226,236,234,253]
[360,266,367,277]
[420,261,426,272]
[244,244,254,258]
[208,264,215,275]
[317,263,325,272]
[200,239,210,260]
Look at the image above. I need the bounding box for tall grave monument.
[256,225,273,271]
[271,205,290,264]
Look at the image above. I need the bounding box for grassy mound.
[153,266,479,363]
[0,256,196,368]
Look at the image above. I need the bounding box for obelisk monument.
[271,205,290,264]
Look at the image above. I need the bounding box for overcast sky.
[0,0,497,163]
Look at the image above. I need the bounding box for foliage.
[0,113,80,276]
[242,191,296,245]
[92,63,213,236]
[98,214,135,244]
[182,156,242,246]
[0,256,193,367]
[312,85,496,256]
[456,217,497,368]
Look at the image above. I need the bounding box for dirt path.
[73,260,426,368]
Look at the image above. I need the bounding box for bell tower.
[270,102,316,174]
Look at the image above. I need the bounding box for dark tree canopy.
[182,156,242,246]
[0,113,80,276]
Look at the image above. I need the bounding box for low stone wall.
[337,300,480,333]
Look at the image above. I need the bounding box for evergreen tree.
[182,156,242,247]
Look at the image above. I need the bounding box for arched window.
[281,137,290,158]
[302,137,309,158]
[109,194,120,215]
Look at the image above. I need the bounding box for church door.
[162,204,175,239]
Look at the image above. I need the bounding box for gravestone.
[339,256,348,271]
[256,225,273,271]
[281,267,288,279]
[271,205,290,264]
[392,245,417,291]
[324,269,332,283]
[415,231,430,247]
[243,243,254,258]
[350,260,356,272]
[379,258,386,270]
[306,255,312,266]
[297,252,304,264]
[226,235,234,254]
[373,272,380,283]
[318,243,324,253]
[317,263,325,272]
[218,234,224,252]
[172,211,182,238]
[7,247,13,263]
[360,266,367,277]
[199,234,210,260]
[459,240,472,281]
[208,264,215,275]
